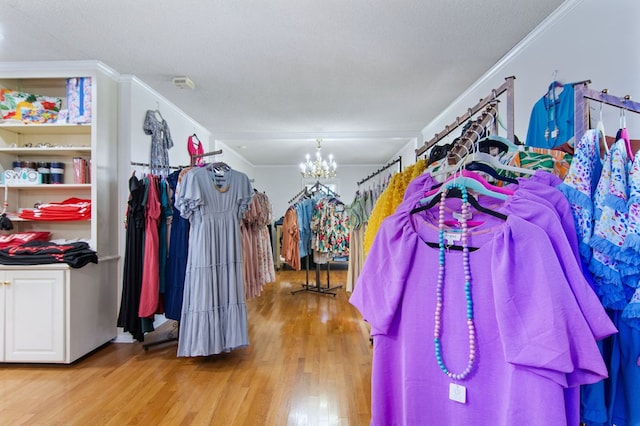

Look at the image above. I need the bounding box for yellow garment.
[363,158,426,254]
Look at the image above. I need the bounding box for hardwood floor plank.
[0,269,372,425]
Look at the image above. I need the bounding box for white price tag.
[444,232,461,246]
[449,383,467,404]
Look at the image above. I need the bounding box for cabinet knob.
[3,281,10,285]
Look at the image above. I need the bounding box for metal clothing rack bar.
[415,76,516,158]
[190,149,223,166]
[142,321,180,351]
[446,104,498,166]
[309,181,340,198]
[290,254,342,297]
[574,81,640,140]
[356,156,403,186]
[130,161,182,170]
[288,187,309,204]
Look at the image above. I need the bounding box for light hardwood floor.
[0,269,372,426]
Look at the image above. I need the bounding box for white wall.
[214,140,256,180]
[419,0,640,157]
[121,76,212,169]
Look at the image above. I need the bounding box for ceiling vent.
[172,76,195,90]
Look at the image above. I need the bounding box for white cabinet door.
[4,270,65,362]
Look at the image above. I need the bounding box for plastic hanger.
[464,161,519,184]
[464,151,535,176]
[478,135,520,153]
[596,102,609,155]
[423,170,512,201]
[619,109,633,158]
[410,180,508,220]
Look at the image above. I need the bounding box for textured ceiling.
[0,0,565,166]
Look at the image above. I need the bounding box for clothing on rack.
[187,134,205,166]
[350,167,615,425]
[526,81,575,149]
[143,109,174,176]
[118,170,180,341]
[139,174,161,317]
[281,206,301,271]
[309,195,349,262]
[295,196,314,258]
[557,124,640,426]
[241,191,276,299]
[117,173,149,342]
[346,186,379,292]
[164,168,191,321]
[175,166,254,357]
[363,158,427,255]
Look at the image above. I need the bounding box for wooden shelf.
[0,122,91,135]
[0,147,91,156]
[5,184,91,189]
[4,215,91,223]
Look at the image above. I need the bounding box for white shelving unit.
[0,61,120,363]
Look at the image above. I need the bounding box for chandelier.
[299,138,337,179]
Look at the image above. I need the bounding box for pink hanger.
[423,169,515,198]
[619,109,633,158]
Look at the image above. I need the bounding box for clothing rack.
[415,76,516,158]
[142,321,179,351]
[309,181,340,198]
[288,187,309,204]
[190,149,223,166]
[288,181,340,204]
[356,156,403,186]
[446,104,498,166]
[287,183,343,297]
[130,161,182,170]
[574,81,640,139]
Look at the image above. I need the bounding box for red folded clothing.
[0,231,51,249]
[19,197,91,221]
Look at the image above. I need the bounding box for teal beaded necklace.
[434,183,477,381]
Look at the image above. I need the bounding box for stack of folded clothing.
[0,231,51,249]
[19,197,91,221]
[0,240,97,268]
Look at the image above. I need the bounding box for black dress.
[117,174,146,341]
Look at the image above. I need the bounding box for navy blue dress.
[164,169,190,321]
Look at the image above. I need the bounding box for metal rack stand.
[291,253,342,297]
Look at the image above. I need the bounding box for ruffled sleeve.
[175,169,202,220]
[557,129,601,263]
[234,170,254,220]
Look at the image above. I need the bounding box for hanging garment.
[281,206,301,270]
[176,167,253,357]
[143,109,174,176]
[350,174,613,425]
[164,169,190,321]
[117,174,147,342]
[526,81,575,149]
[139,175,161,318]
[187,134,205,166]
[241,191,275,299]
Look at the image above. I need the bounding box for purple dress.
[350,183,611,425]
